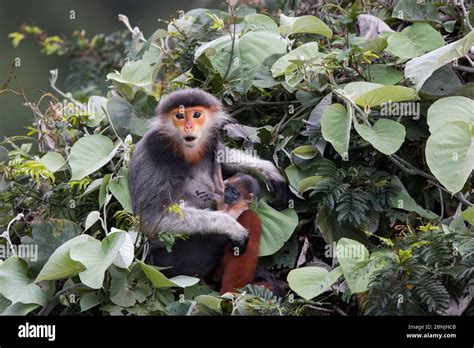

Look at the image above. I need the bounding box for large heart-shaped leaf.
[386,23,445,61]
[287,266,342,300]
[336,238,370,294]
[35,234,93,282]
[39,152,66,173]
[427,96,474,133]
[108,170,133,213]
[256,199,299,256]
[271,42,320,78]
[279,14,332,38]
[69,231,126,289]
[195,31,287,93]
[0,257,47,310]
[354,119,406,155]
[425,121,474,193]
[405,31,474,91]
[69,134,119,180]
[107,59,154,87]
[344,82,417,108]
[321,103,351,159]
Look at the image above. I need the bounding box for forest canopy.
[1,0,473,316]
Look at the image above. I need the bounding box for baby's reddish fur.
[219,209,261,294]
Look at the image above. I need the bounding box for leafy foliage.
[1,0,473,316]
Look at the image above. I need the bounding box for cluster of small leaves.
[363,223,474,315]
[308,165,398,227]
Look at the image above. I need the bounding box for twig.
[459,0,473,31]
[453,64,474,73]
[223,6,237,81]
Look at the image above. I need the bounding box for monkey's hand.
[260,161,289,211]
[226,217,249,255]
[221,147,289,210]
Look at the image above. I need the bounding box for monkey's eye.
[193,111,202,118]
[175,113,184,120]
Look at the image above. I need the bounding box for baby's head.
[220,173,260,218]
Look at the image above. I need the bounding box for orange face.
[170,106,209,148]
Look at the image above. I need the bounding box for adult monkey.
[129,88,287,277]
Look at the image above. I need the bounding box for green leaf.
[392,0,440,23]
[35,235,93,282]
[242,14,278,33]
[39,152,66,172]
[271,42,319,78]
[21,219,82,274]
[405,31,474,91]
[279,14,332,38]
[0,257,47,308]
[139,261,200,288]
[344,82,417,108]
[108,264,149,307]
[292,145,318,160]
[86,96,108,127]
[69,231,126,289]
[107,59,154,87]
[354,119,406,155]
[108,170,133,213]
[195,31,287,93]
[287,266,342,300]
[256,199,299,256]
[388,178,438,219]
[425,121,474,193]
[106,95,151,138]
[427,96,474,133]
[195,295,223,312]
[367,64,403,85]
[321,103,351,159]
[69,134,119,180]
[386,23,445,60]
[80,292,101,312]
[336,238,370,294]
[461,206,474,225]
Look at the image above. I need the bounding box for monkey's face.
[170,106,210,148]
[224,183,241,205]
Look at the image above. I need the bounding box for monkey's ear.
[267,180,291,211]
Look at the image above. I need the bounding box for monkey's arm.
[220,147,288,208]
[153,205,249,250]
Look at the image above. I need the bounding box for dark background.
[0,0,220,137]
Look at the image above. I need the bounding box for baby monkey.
[217,173,262,294]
